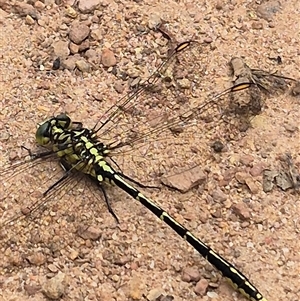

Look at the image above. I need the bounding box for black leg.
[96,181,120,224]
[21,145,54,159]
[43,158,77,196]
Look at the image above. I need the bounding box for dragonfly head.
[36,114,72,146]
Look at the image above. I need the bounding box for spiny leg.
[43,158,80,196]
[22,145,55,160]
[42,155,120,223]
[95,181,120,224]
[22,144,74,160]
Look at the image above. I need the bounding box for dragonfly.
[0,41,267,301]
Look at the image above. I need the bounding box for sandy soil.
[0,1,299,301]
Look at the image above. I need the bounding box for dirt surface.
[0,1,299,301]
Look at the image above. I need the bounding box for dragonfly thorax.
[36,114,72,146]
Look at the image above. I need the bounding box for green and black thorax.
[36,113,115,182]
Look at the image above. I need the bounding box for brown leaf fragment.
[283,153,300,190]
[263,170,278,192]
[275,171,295,191]
[229,56,296,125]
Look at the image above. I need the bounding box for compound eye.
[56,113,71,129]
[36,121,51,146]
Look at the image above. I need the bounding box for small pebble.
[215,1,223,10]
[245,177,259,194]
[146,288,166,301]
[148,13,161,29]
[25,15,35,25]
[76,59,91,72]
[240,154,254,166]
[161,166,206,193]
[77,225,102,240]
[194,278,209,296]
[207,291,219,298]
[24,283,40,296]
[251,21,264,30]
[69,22,90,44]
[53,40,70,57]
[42,272,66,300]
[26,253,46,266]
[69,42,79,54]
[182,266,201,282]
[101,48,117,67]
[34,1,45,11]
[212,188,227,203]
[250,163,265,177]
[48,264,59,273]
[78,0,101,13]
[235,171,249,184]
[232,202,251,220]
[65,6,78,18]
[211,140,224,153]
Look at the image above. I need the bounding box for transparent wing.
[98,82,253,185]
[0,147,117,258]
[105,83,251,152]
[69,42,256,165]
[93,41,194,136]
[89,53,296,184]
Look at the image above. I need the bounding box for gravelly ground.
[0,1,299,301]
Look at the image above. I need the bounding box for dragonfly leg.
[42,159,72,196]
[96,182,120,224]
[21,145,54,159]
